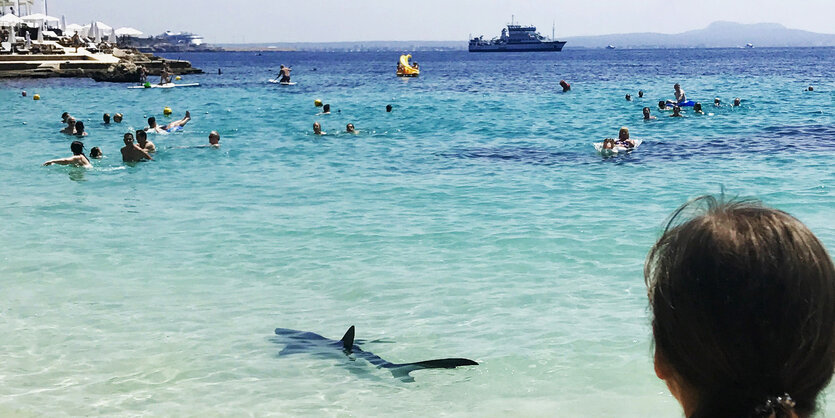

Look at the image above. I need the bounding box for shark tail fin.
[390,358,479,378]
[340,326,355,350]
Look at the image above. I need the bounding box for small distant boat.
[396,54,420,77]
[745,43,754,48]
[606,45,616,50]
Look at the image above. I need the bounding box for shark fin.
[340,326,355,350]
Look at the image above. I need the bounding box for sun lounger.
[0,42,11,54]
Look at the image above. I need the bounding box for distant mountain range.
[218,22,835,52]
[564,21,835,49]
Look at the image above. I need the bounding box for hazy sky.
[27,0,835,43]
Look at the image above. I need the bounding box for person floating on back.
[145,111,191,134]
[43,140,92,168]
[646,196,835,418]
[121,133,153,162]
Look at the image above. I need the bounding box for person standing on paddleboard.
[277,65,292,83]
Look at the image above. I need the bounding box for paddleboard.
[128,83,201,89]
[269,79,296,85]
[593,139,643,155]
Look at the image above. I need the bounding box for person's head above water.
[642,107,652,119]
[70,140,85,155]
[322,104,330,113]
[103,113,110,124]
[135,130,147,144]
[672,106,682,116]
[90,147,102,158]
[114,113,123,123]
[807,86,814,91]
[208,131,220,146]
[346,123,355,133]
[733,97,741,107]
[386,104,393,112]
[625,94,632,101]
[74,121,85,135]
[646,196,835,418]
[658,100,667,110]
[714,98,721,106]
[618,127,629,140]
[313,122,322,135]
[674,83,681,91]
[123,132,134,145]
[61,112,70,123]
[147,116,156,128]
[638,90,644,98]
[693,102,702,112]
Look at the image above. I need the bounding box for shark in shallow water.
[273,326,478,381]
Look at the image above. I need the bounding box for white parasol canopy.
[65,23,83,34]
[0,13,23,26]
[114,27,142,37]
[21,13,59,23]
[93,22,101,43]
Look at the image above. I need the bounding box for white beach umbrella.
[94,23,102,43]
[115,27,142,37]
[109,27,116,42]
[65,23,82,34]
[0,13,23,26]
[21,13,58,23]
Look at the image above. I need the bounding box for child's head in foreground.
[646,196,835,418]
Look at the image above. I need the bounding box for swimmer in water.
[145,111,191,134]
[90,147,103,159]
[714,98,721,107]
[61,112,71,123]
[60,117,76,135]
[121,133,153,162]
[638,90,644,98]
[313,122,325,135]
[693,102,704,114]
[615,127,636,148]
[733,97,741,107]
[321,104,331,115]
[643,107,657,120]
[602,138,616,150]
[113,113,123,123]
[559,80,571,92]
[673,83,686,104]
[135,130,156,153]
[670,106,684,117]
[43,140,92,168]
[208,131,221,147]
[103,113,111,124]
[658,101,671,111]
[386,104,393,112]
[626,94,632,101]
[73,121,88,137]
[807,86,814,91]
[346,123,357,134]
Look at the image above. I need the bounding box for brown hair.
[646,196,835,418]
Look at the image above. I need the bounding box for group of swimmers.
[311,103,393,136]
[45,110,220,166]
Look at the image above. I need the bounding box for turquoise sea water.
[1,48,834,416]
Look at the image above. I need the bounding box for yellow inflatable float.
[396,54,420,77]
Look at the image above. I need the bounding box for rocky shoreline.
[0,47,202,82]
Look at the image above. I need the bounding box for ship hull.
[469,41,566,52]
